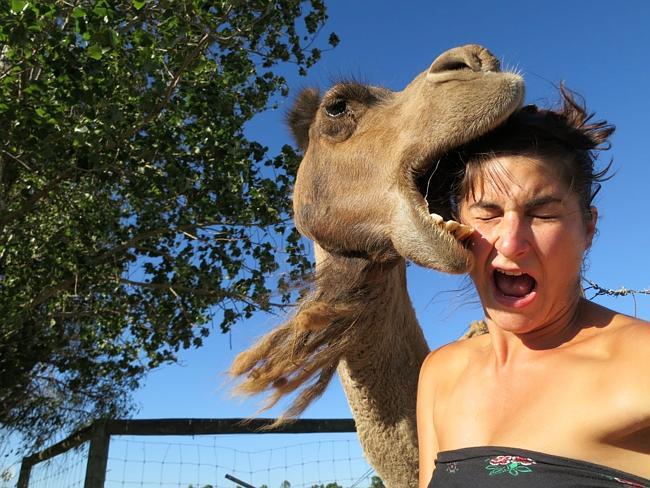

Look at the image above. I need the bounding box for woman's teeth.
[498,269,524,276]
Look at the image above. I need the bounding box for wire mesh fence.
[17,418,379,488]
[20,444,88,488]
[104,434,372,487]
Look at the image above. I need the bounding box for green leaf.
[11,0,27,14]
[87,44,103,60]
[92,6,108,17]
[132,0,145,10]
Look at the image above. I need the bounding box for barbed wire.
[584,279,650,298]
[583,279,650,317]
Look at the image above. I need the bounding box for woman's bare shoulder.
[607,314,650,425]
[581,301,649,347]
[610,312,650,355]
[420,332,489,383]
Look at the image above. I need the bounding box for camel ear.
[286,88,320,152]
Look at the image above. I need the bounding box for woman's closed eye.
[473,212,501,222]
[529,213,558,220]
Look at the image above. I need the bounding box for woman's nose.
[493,214,530,259]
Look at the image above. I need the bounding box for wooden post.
[16,459,33,488]
[83,421,110,488]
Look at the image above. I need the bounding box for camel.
[230,45,525,487]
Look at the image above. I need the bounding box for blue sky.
[16,2,649,487]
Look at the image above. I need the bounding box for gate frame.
[17,418,357,488]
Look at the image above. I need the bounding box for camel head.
[229,46,524,426]
[288,44,525,273]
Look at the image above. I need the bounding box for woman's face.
[458,154,597,334]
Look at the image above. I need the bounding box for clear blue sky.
[18,2,649,487]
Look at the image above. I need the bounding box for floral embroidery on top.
[485,455,537,476]
[445,461,459,474]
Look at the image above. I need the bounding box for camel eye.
[324,99,347,118]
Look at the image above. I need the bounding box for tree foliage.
[0,0,337,445]
[368,476,386,488]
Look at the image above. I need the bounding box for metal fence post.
[83,421,110,488]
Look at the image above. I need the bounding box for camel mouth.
[414,154,474,244]
[410,83,525,246]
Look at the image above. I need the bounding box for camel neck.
[328,256,428,376]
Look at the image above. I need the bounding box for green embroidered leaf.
[486,466,507,475]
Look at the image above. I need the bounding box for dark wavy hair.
[451,85,615,222]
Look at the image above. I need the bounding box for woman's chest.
[434,356,645,452]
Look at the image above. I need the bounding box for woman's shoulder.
[609,312,650,363]
[588,305,650,408]
[420,331,489,384]
[580,300,649,342]
[601,312,650,431]
[591,302,650,351]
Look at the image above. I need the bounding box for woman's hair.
[450,85,615,222]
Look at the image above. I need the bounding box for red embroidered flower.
[486,455,537,476]
[489,455,535,466]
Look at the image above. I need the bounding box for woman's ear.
[585,206,598,248]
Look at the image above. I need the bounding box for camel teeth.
[444,220,460,232]
[453,223,474,240]
[429,214,473,239]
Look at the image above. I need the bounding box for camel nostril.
[428,58,473,75]
[440,61,471,72]
[428,46,501,76]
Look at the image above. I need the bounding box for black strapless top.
[428,446,650,487]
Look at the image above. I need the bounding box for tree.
[368,476,386,488]
[0,0,337,445]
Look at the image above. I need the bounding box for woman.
[417,88,650,487]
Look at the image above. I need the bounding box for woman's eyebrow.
[468,201,501,211]
[525,195,564,210]
[467,195,564,211]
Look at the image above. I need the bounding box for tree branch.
[0,166,77,228]
[119,278,289,310]
[110,32,212,149]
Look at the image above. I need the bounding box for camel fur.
[230,45,524,487]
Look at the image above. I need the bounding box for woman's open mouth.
[493,269,537,306]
